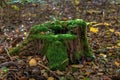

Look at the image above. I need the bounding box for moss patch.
[46,41,68,70]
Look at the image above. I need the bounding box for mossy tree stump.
[9,19,95,70]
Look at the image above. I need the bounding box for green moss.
[67,19,87,30]
[30,25,49,34]
[30,34,76,41]
[46,41,68,70]
[9,47,21,55]
[30,19,87,34]
[74,51,83,61]
[50,20,63,30]
[9,39,31,55]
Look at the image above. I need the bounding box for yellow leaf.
[115,61,120,66]
[24,32,27,36]
[11,5,19,11]
[74,0,80,6]
[62,17,68,21]
[115,31,120,36]
[104,22,110,26]
[117,42,120,47]
[29,58,37,67]
[109,29,114,32]
[47,77,54,80]
[85,72,90,76]
[99,53,107,58]
[90,27,98,33]
[22,14,26,17]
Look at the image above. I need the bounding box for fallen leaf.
[0,46,3,53]
[16,29,19,34]
[11,5,19,11]
[99,53,107,58]
[109,29,114,32]
[108,53,112,56]
[71,64,84,68]
[19,77,28,80]
[97,72,104,76]
[56,70,64,75]
[117,42,120,47]
[87,10,101,14]
[90,27,98,33]
[115,61,120,67]
[29,78,35,80]
[24,32,27,36]
[115,31,120,36]
[22,14,27,17]
[104,22,111,26]
[85,72,90,76]
[40,32,45,35]
[62,17,68,21]
[47,77,54,80]
[74,0,80,6]
[29,58,37,67]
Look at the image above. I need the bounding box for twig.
[0,61,18,68]
[4,46,12,60]
[4,45,12,61]
[2,40,13,61]
[38,63,60,79]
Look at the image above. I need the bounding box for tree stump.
[9,19,95,70]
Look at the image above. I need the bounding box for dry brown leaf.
[56,70,64,75]
[71,64,83,68]
[85,72,90,76]
[40,32,45,35]
[19,77,28,80]
[97,73,104,76]
[108,53,112,56]
[29,78,35,80]
[0,46,4,53]
[62,17,68,21]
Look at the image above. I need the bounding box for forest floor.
[0,1,120,80]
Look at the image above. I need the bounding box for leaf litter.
[0,1,120,80]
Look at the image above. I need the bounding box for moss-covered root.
[8,39,30,55]
[46,41,69,70]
